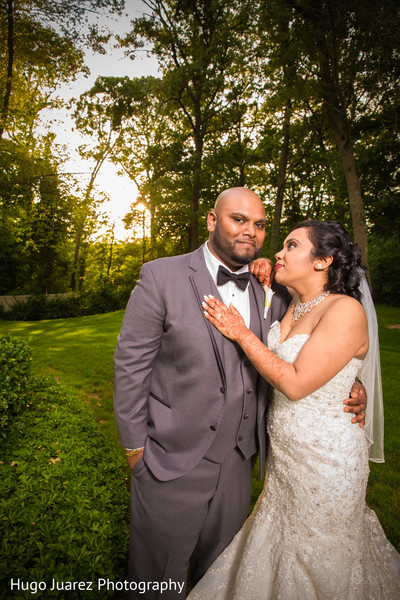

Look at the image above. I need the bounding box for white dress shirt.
[203,241,251,328]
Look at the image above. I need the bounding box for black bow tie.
[217,265,251,291]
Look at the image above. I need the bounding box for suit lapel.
[189,246,227,392]
[188,248,279,387]
[249,276,270,346]
[189,249,272,347]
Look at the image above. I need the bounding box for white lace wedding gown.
[188,322,400,600]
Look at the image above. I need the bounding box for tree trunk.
[0,0,14,140]
[107,224,114,276]
[237,116,245,187]
[150,204,156,250]
[190,133,203,252]
[270,100,291,254]
[327,105,369,274]
[321,0,370,277]
[70,176,96,291]
[70,152,109,290]
[70,223,84,291]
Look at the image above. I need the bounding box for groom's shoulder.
[142,247,202,276]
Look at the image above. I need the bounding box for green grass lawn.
[0,304,399,549]
[365,305,400,549]
[0,311,125,442]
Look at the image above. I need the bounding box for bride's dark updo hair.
[292,220,364,302]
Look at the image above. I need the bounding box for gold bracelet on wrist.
[126,448,144,457]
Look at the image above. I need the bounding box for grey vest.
[204,284,262,462]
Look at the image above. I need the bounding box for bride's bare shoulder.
[325,294,366,323]
[329,293,362,307]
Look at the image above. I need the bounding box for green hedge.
[0,336,32,431]
[1,284,131,322]
[0,342,129,599]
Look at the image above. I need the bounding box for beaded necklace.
[291,291,330,327]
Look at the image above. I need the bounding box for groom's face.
[207,190,266,271]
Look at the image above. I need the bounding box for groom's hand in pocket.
[343,380,367,427]
[127,449,144,470]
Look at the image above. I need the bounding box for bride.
[189,220,400,600]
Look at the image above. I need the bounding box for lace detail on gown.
[188,322,400,600]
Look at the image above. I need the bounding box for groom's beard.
[212,227,263,267]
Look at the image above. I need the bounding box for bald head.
[207,187,266,270]
[213,187,265,215]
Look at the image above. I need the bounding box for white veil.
[359,270,385,462]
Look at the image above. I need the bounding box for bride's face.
[274,227,320,288]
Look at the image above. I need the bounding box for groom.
[114,187,366,599]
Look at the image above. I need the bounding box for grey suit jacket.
[114,245,290,481]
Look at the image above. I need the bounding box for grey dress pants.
[128,447,254,600]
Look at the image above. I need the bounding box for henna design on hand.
[202,295,249,342]
[249,258,274,287]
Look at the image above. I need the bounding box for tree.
[1,0,14,140]
[28,164,73,293]
[71,84,124,290]
[254,3,299,253]
[90,75,187,250]
[0,0,125,293]
[281,0,400,274]
[0,0,125,140]
[120,0,256,250]
[0,141,74,293]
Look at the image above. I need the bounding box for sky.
[48,1,159,240]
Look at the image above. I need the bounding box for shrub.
[0,336,32,431]
[41,294,82,319]
[2,285,131,321]
[3,295,47,321]
[0,376,129,599]
[82,283,125,315]
[2,295,81,321]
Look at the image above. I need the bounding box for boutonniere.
[263,285,274,319]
